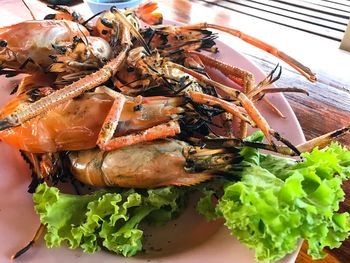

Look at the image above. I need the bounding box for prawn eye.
[133,104,142,112]
[52,44,67,54]
[73,36,84,44]
[44,14,56,20]
[126,67,134,72]
[0,40,7,47]
[101,18,113,28]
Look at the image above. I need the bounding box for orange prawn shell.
[0,20,90,71]
[0,94,183,153]
[0,93,113,153]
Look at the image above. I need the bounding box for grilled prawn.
[0,84,249,153]
[68,139,243,188]
[0,20,112,73]
[0,1,163,75]
[68,122,350,188]
[0,1,314,150]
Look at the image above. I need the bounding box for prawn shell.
[0,20,90,71]
[69,140,212,188]
[0,94,182,153]
[0,93,113,152]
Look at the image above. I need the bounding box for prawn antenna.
[82,11,104,26]
[77,24,89,46]
[21,0,36,20]
[11,224,45,259]
[110,6,151,54]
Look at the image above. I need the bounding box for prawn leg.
[261,98,285,118]
[186,52,286,137]
[187,50,256,138]
[94,86,183,151]
[100,120,181,151]
[186,51,256,92]
[189,52,285,101]
[187,91,251,138]
[252,64,282,96]
[95,86,126,148]
[187,92,253,125]
[179,23,317,82]
[189,52,300,106]
[170,62,300,153]
[170,62,272,139]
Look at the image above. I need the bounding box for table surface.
[1,0,350,262]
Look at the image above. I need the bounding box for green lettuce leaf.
[196,189,218,221]
[200,142,350,262]
[220,143,350,262]
[33,138,350,262]
[33,184,187,256]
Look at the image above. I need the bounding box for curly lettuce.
[198,142,350,262]
[33,184,187,256]
[33,132,350,262]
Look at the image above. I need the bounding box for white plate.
[0,23,305,263]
